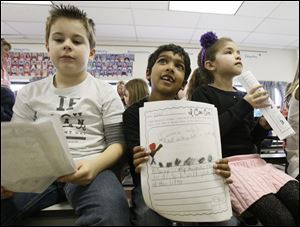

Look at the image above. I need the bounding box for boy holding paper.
[123,43,234,226]
[1,4,130,226]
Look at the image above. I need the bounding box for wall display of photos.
[7,52,134,81]
[88,53,134,79]
[6,52,55,80]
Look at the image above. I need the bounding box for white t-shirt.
[12,74,124,159]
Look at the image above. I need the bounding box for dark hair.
[186,68,209,100]
[45,4,96,49]
[197,37,233,87]
[146,44,191,85]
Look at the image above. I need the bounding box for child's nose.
[166,62,175,72]
[63,39,73,50]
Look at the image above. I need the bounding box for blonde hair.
[1,38,11,70]
[45,4,96,49]
[1,38,11,51]
[285,64,299,104]
[125,79,149,106]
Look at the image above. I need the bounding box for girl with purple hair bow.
[191,31,299,226]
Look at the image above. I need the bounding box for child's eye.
[54,38,64,43]
[176,64,185,71]
[158,58,167,64]
[225,51,232,54]
[73,40,82,45]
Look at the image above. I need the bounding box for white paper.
[1,117,76,193]
[237,71,295,140]
[140,100,232,222]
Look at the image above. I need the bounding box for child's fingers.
[135,164,143,173]
[133,146,145,154]
[215,158,228,164]
[215,169,231,179]
[133,150,149,160]
[214,163,230,171]
[249,85,263,94]
[133,156,149,169]
[255,94,269,103]
[225,178,233,184]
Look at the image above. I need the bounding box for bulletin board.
[6,51,135,81]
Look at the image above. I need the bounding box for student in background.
[1,4,130,226]
[186,68,204,100]
[117,80,126,106]
[123,43,235,226]
[191,31,299,226]
[285,64,299,180]
[1,86,15,122]
[1,86,15,199]
[124,78,149,108]
[1,38,12,87]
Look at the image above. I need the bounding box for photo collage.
[6,52,134,81]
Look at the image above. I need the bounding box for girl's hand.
[133,146,150,173]
[213,159,233,184]
[57,159,99,186]
[259,116,272,130]
[244,85,270,109]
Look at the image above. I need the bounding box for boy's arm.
[11,85,36,122]
[58,142,125,186]
[92,142,124,173]
[96,87,126,171]
[59,91,126,185]
[99,122,126,170]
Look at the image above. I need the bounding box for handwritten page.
[1,117,76,193]
[237,71,295,140]
[140,100,232,222]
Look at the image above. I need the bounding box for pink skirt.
[227,154,296,215]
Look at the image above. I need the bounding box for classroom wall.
[10,41,298,83]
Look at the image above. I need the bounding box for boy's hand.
[1,186,14,199]
[133,146,150,173]
[213,159,233,184]
[244,85,270,109]
[57,159,98,186]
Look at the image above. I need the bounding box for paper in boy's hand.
[1,116,76,193]
[139,100,232,222]
[149,143,163,164]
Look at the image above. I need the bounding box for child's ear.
[89,48,96,60]
[204,60,215,71]
[146,69,151,81]
[146,69,152,86]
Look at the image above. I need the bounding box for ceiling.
[1,1,299,50]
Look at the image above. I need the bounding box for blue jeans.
[1,170,131,226]
[131,185,239,226]
[131,185,173,226]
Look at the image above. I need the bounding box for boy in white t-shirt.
[1,4,130,226]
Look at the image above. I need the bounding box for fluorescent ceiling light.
[169,1,243,15]
[1,1,52,5]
